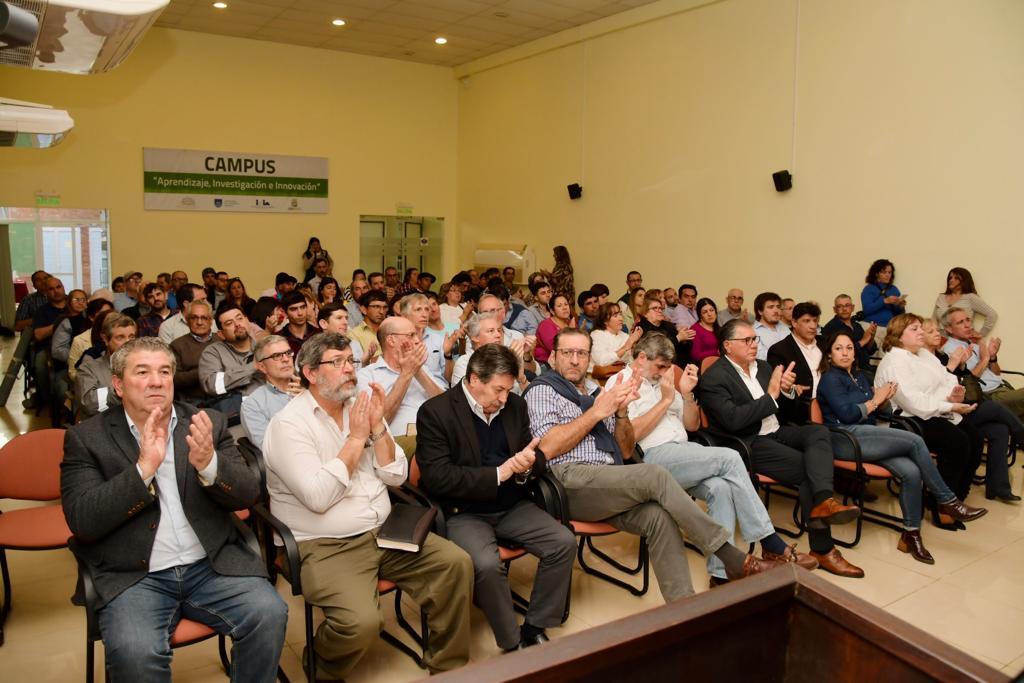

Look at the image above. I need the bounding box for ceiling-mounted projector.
[0,0,167,74]
[0,97,73,147]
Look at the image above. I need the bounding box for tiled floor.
[1,338,1022,681]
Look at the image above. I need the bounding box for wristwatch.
[365,427,387,447]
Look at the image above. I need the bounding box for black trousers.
[750,424,836,554]
[913,417,981,501]
[965,401,1024,497]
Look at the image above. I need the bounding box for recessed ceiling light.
[434,37,447,45]
[212,2,227,8]
[331,18,345,26]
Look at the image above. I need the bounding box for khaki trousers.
[297,531,473,678]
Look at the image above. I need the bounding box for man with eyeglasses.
[241,335,301,447]
[524,328,780,603]
[170,299,216,404]
[472,293,538,376]
[264,333,472,678]
[753,292,790,361]
[199,304,262,423]
[349,290,388,365]
[75,313,137,419]
[346,277,369,326]
[718,288,753,325]
[822,294,877,372]
[700,318,865,578]
[357,316,445,446]
[617,270,643,305]
[114,271,142,312]
[159,283,215,345]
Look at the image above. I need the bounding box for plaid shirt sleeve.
[525,384,614,466]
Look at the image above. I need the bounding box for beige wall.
[0,27,458,292]
[457,0,1024,365]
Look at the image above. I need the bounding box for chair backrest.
[700,355,718,376]
[809,399,824,425]
[0,429,67,500]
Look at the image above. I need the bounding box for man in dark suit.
[417,344,576,652]
[700,319,865,578]
[61,337,288,682]
[766,301,826,425]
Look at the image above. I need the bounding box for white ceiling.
[155,0,663,67]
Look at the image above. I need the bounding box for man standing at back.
[61,337,287,681]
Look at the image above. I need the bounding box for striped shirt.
[525,380,616,467]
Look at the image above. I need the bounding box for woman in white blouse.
[932,267,998,339]
[874,314,984,525]
[439,282,472,328]
[590,302,643,380]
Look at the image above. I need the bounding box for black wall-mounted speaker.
[567,183,583,200]
[772,170,792,192]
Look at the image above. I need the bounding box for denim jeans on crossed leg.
[829,424,957,529]
[97,558,288,683]
[643,440,775,579]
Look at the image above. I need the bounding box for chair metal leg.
[86,640,95,683]
[217,634,230,675]
[507,559,531,616]
[576,536,649,596]
[382,589,427,669]
[304,603,316,683]
[0,548,10,646]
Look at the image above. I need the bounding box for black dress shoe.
[521,632,549,648]
[986,492,1022,503]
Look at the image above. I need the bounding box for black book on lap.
[376,503,437,553]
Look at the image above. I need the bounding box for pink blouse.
[535,317,566,364]
[690,323,720,364]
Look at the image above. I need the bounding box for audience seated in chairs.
[766,301,825,426]
[637,297,693,367]
[942,309,1024,419]
[873,314,986,519]
[61,337,288,682]
[417,345,576,651]
[262,332,472,678]
[317,301,371,368]
[689,297,721,366]
[349,289,388,365]
[816,329,987,563]
[14,270,50,333]
[589,302,643,380]
[453,313,529,395]
[512,280,552,335]
[524,327,778,602]
[606,332,818,587]
[30,276,69,419]
[136,282,177,338]
[240,335,300,448]
[74,313,137,420]
[699,319,865,578]
[718,288,753,326]
[158,282,212,345]
[922,317,1024,503]
[933,266,998,340]
[278,291,319,356]
[401,293,456,384]
[535,293,576,370]
[821,294,878,373]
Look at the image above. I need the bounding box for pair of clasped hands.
[137,407,217,480]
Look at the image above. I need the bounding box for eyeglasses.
[259,350,294,362]
[69,297,87,303]
[366,303,388,310]
[188,315,212,322]
[727,296,744,301]
[726,336,759,346]
[388,332,417,339]
[318,356,354,369]
[556,348,590,359]
[648,305,664,311]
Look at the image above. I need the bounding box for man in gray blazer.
[61,337,287,682]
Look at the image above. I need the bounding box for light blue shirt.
[942,338,1002,393]
[128,408,219,572]
[422,328,448,381]
[754,320,790,361]
[241,382,293,449]
[357,357,444,437]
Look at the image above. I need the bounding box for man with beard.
[198,304,261,422]
[137,283,178,338]
[348,290,388,365]
[263,333,472,679]
[753,292,790,361]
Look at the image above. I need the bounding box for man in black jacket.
[417,344,576,651]
[766,301,827,425]
[61,337,287,681]
[700,319,865,578]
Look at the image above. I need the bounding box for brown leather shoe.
[809,498,861,525]
[938,499,987,523]
[810,548,865,578]
[763,543,819,571]
[724,553,783,581]
[897,530,935,565]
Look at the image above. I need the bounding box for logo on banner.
[214,198,223,208]
[180,197,195,207]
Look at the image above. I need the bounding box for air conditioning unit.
[474,245,537,284]
[0,0,167,74]
[0,97,73,147]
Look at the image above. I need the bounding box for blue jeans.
[97,559,288,682]
[830,424,956,529]
[644,440,775,579]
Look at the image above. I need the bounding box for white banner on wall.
[143,147,329,213]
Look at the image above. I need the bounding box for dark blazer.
[60,402,266,608]
[766,334,823,425]
[699,356,780,445]
[416,385,546,516]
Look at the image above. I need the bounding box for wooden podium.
[428,566,1009,682]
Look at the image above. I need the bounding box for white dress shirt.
[590,329,631,367]
[263,390,407,542]
[724,356,780,436]
[129,408,219,572]
[606,365,688,451]
[874,347,960,424]
[793,334,823,397]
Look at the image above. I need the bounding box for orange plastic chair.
[0,429,71,646]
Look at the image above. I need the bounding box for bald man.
[718,288,754,325]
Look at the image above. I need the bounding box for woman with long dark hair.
[689,297,721,365]
[932,266,998,339]
[534,293,575,368]
[860,259,906,347]
[226,277,256,317]
[317,277,340,306]
[301,236,334,282]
